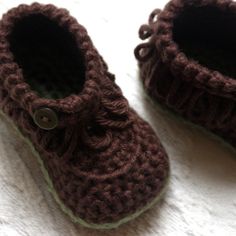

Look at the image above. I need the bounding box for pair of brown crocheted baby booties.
[0,0,235,229]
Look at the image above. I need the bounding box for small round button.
[33,108,58,130]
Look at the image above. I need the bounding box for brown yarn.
[0,3,169,225]
[135,0,236,147]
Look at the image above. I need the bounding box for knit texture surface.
[0,108,169,229]
[135,0,236,147]
[1,0,236,235]
[0,2,169,227]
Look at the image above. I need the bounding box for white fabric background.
[0,0,236,235]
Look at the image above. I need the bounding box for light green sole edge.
[142,84,236,155]
[0,109,170,230]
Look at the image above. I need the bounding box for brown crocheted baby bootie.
[0,3,169,229]
[135,0,236,148]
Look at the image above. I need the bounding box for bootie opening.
[173,5,236,78]
[9,13,86,99]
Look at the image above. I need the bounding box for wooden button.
[33,108,58,130]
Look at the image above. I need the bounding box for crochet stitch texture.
[135,0,236,147]
[0,3,169,228]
